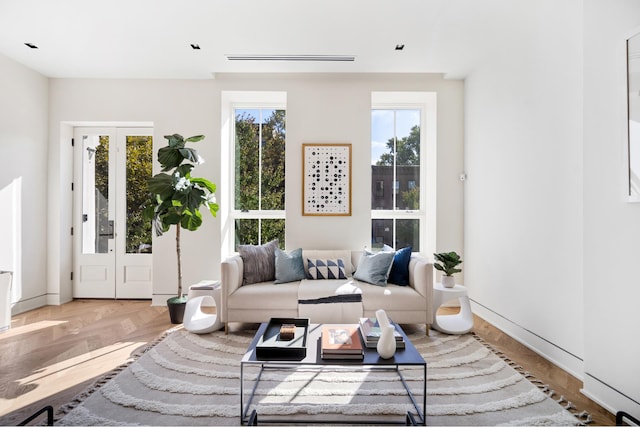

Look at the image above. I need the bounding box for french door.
[73,127,153,299]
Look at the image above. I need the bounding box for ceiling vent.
[226,54,355,62]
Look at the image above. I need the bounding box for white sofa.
[220,249,434,332]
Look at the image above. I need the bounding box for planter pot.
[441,275,456,288]
[167,296,187,324]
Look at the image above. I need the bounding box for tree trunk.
[176,225,182,297]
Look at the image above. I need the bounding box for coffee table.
[240,322,426,425]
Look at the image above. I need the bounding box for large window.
[233,107,286,249]
[371,92,436,255]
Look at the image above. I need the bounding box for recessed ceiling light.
[225,54,355,62]
[24,43,38,49]
[190,43,201,50]
[395,44,405,51]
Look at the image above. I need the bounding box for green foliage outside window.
[234,109,286,248]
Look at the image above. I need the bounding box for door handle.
[107,220,114,239]
[99,220,115,239]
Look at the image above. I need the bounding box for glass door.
[73,127,153,298]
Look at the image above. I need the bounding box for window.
[222,92,287,255]
[233,108,286,249]
[371,92,437,254]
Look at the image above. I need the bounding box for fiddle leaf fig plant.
[433,251,463,277]
[144,134,219,300]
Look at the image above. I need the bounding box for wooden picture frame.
[302,143,352,216]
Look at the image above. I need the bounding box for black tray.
[255,318,309,360]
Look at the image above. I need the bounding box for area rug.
[56,326,589,426]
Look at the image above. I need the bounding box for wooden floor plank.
[0,301,615,425]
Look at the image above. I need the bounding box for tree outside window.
[234,109,286,248]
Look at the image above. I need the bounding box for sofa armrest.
[409,256,434,324]
[221,255,244,323]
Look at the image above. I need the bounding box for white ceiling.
[0,0,532,79]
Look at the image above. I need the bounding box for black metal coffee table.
[240,322,426,425]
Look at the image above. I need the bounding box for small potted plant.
[144,134,219,324]
[433,251,462,288]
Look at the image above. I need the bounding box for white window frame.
[221,91,287,257]
[370,92,437,257]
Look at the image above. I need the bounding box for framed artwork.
[302,143,352,216]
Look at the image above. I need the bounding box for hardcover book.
[321,326,364,357]
[358,317,405,349]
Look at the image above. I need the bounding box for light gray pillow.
[353,251,395,286]
[238,239,279,285]
[274,248,306,284]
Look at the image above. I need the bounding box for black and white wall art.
[302,143,351,216]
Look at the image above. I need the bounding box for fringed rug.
[56,326,589,426]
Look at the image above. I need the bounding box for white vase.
[376,324,397,359]
[441,275,456,288]
[375,309,391,328]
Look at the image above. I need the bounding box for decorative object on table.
[433,251,463,288]
[320,325,363,360]
[374,309,396,359]
[302,143,351,216]
[278,324,296,341]
[358,317,405,349]
[255,317,309,360]
[143,134,219,323]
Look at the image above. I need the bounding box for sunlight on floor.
[0,320,68,340]
[1,340,145,417]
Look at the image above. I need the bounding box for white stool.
[432,283,474,334]
[185,281,223,333]
[187,280,221,307]
[183,296,222,333]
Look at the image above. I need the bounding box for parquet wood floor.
[0,301,615,425]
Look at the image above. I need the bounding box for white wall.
[48,79,219,305]
[465,0,585,376]
[582,0,640,417]
[0,53,49,314]
[48,74,464,306]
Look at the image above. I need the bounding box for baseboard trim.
[470,300,584,381]
[11,294,48,316]
[582,374,640,417]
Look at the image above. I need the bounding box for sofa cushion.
[238,239,279,285]
[353,251,395,286]
[387,246,412,286]
[357,281,427,312]
[307,258,347,280]
[227,281,299,311]
[302,250,354,275]
[274,248,306,284]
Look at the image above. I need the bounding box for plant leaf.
[178,147,199,163]
[190,177,216,193]
[158,146,185,171]
[164,134,185,148]
[185,135,205,143]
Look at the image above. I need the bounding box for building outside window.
[371,99,427,252]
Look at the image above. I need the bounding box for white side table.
[187,280,223,332]
[432,283,474,334]
[187,280,221,307]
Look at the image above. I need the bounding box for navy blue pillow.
[387,246,412,286]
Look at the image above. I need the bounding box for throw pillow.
[307,259,347,280]
[353,251,395,287]
[238,239,279,285]
[387,246,412,286]
[274,248,306,284]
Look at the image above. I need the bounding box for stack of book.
[320,325,364,360]
[358,317,405,349]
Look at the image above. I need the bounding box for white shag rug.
[56,326,589,426]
